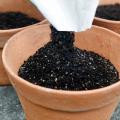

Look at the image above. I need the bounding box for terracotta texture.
[94,0,120,34]
[0,49,10,85]
[0,0,46,85]
[2,24,120,120]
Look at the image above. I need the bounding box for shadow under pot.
[2,24,120,120]
[94,0,120,34]
[0,0,46,85]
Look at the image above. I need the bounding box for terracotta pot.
[0,0,46,85]
[94,0,120,34]
[2,24,120,120]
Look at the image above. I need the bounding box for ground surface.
[0,86,120,120]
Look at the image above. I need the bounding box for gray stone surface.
[0,86,120,120]
[0,86,25,120]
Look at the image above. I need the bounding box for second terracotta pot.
[0,0,46,85]
[94,0,120,34]
[2,24,120,120]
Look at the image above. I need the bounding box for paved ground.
[0,86,120,120]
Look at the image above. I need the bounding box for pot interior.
[0,0,44,22]
[99,0,120,5]
[3,25,120,77]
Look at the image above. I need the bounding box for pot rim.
[95,17,120,24]
[0,19,46,34]
[2,24,120,96]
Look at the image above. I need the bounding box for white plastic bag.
[31,0,99,32]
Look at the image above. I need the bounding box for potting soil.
[0,12,39,30]
[18,25,119,91]
[96,3,120,21]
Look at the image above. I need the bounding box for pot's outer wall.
[94,0,120,34]
[0,49,10,85]
[0,0,46,85]
[3,24,120,120]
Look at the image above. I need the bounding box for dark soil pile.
[18,25,119,91]
[0,12,39,30]
[96,3,120,21]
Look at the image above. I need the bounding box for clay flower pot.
[2,24,120,120]
[94,0,120,34]
[0,0,46,85]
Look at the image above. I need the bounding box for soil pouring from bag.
[96,3,120,21]
[0,12,39,30]
[18,25,119,91]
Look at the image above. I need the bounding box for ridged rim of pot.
[95,17,120,24]
[0,19,47,34]
[2,24,120,96]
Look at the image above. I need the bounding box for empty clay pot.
[94,0,120,34]
[0,0,46,85]
[2,24,120,120]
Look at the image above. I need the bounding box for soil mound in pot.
[0,12,39,30]
[96,3,120,21]
[18,25,119,91]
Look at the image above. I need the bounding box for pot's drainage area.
[18,25,119,91]
[96,3,120,21]
[0,12,39,30]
